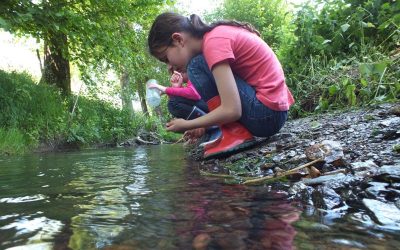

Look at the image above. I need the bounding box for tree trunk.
[42,33,71,95]
[137,79,149,116]
[120,70,134,116]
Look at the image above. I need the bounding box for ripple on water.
[0,194,47,204]
[0,213,63,249]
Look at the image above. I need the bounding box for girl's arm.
[165,83,201,100]
[148,82,167,93]
[166,61,241,131]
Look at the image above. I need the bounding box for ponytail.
[210,20,260,37]
[148,12,260,58]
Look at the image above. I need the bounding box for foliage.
[287,50,399,117]
[0,70,177,155]
[0,0,172,94]
[283,0,400,117]
[286,0,399,69]
[0,128,28,155]
[0,70,69,145]
[1,0,399,154]
[204,0,399,118]
[205,0,296,58]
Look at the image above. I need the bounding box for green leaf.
[345,84,356,105]
[322,39,331,45]
[359,63,373,77]
[373,62,387,75]
[361,22,375,28]
[0,17,9,29]
[341,23,350,32]
[329,85,338,96]
[360,78,368,87]
[366,22,375,28]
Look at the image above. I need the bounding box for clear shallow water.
[0,145,399,250]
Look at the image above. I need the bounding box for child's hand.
[170,71,183,86]
[166,118,189,132]
[148,82,166,93]
[148,82,160,89]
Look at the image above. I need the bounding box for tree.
[206,0,295,57]
[0,0,170,95]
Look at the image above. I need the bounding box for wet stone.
[385,188,400,201]
[302,173,346,186]
[288,150,296,157]
[288,182,308,195]
[396,200,400,210]
[379,117,400,127]
[365,182,389,199]
[382,129,400,140]
[389,105,400,116]
[377,164,400,180]
[391,183,400,191]
[326,174,362,190]
[362,199,400,229]
[350,160,379,178]
[312,186,342,210]
[207,210,237,223]
[215,232,247,250]
[192,233,211,250]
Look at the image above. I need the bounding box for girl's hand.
[148,82,166,93]
[166,118,189,132]
[148,82,160,89]
[170,71,183,86]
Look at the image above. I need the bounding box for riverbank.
[0,70,182,156]
[190,102,400,230]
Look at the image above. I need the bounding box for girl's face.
[157,33,193,72]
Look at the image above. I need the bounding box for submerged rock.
[192,233,211,250]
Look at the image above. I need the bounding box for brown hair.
[147,12,260,59]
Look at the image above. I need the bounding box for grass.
[0,128,28,155]
[0,70,181,155]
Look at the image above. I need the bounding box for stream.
[0,145,399,249]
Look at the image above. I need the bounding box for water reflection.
[1,146,399,249]
[169,174,300,250]
[67,147,152,249]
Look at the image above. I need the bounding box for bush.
[0,128,28,155]
[283,0,400,117]
[0,70,178,155]
[0,70,68,145]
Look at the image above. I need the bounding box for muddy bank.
[190,103,400,230]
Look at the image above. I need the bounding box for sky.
[175,0,306,15]
[175,0,223,16]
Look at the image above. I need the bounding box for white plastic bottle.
[146,79,161,108]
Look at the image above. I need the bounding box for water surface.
[0,145,399,249]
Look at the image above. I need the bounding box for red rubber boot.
[204,96,255,159]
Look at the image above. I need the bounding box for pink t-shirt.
[203,25,294,111]
[165,80,201,101]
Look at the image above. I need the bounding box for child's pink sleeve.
[165,80,201,100]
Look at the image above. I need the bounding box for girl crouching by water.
[147,12,294,159]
